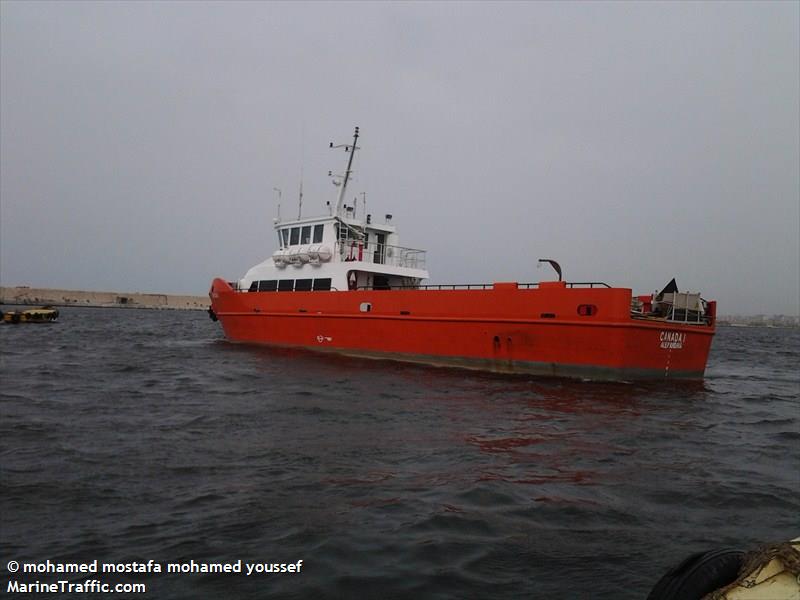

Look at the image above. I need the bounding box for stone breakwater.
[0,287,209,311]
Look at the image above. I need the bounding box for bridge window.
[248,281,258,292]
[290,227,300,245]
[301,226,311,244]
[313,224,324,243]
[281,229,289,247]
[278,280,294,292]
[373,275,390,290]
[259,280,277,292]
[313,278,332,291]
[294,278,312,291]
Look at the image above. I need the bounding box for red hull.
[209,279,715,380]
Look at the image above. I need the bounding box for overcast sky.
[1,1,798,315]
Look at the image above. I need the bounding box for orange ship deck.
[209,279,715,380]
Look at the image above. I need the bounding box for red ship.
[210,128,716,380]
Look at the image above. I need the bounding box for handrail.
[233,280,611,293]
[356,283,495,291]
[355,281,612,291]
[236,287,342,293]
[518,282,611,289]
[335,241,427,270]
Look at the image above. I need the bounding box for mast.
[331,126,360,217]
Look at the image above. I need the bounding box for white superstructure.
[238,127,429,293]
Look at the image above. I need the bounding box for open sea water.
[1,307,798,599]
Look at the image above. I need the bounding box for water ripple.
[1,310,798,598]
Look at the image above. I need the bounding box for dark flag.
[658,278,679,299]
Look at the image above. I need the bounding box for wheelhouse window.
[278,280,294,292]
[281,229,290,247]
[313,224,324,243]
[259,280,277,292]
[313,278,332,291]
[294,278,312,292]
[290,227,300,245]
[301,226,311,244]
[248,281,258,292]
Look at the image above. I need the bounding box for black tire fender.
[647,548,744,600]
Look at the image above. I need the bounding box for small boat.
[2,307,59,324]
[209,127,716,380]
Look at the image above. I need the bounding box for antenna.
[297,171,303,220]
[298,124,305,220]
[361,192,366,224]
[273,187,282,222]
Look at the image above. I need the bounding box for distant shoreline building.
[0,286,209,311]
[717,314,800,328]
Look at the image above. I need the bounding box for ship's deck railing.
[631,310,713,326]
[522,282,612,289]
[336,241,426,270]
[230,280,611,292]
[354,281,612,291]
[631,292,713,325]
[664,293,709,324]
